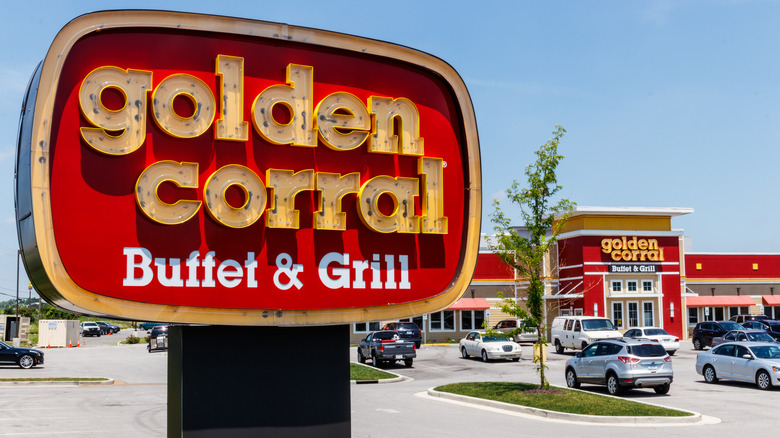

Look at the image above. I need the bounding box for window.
[401,316,424,332]
[354,321,380,333]
[627,280,638,292]
[430,310,454,331]
[612,302,624,329]
[688,307,698,325]
[643,301,654,327]
[611,280,622,293]
[573,308,583,316]
[460,310,485,331]
[642,280,653,293]
[628,302,639,327]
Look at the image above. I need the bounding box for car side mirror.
[743,354,752,360]
[575,352,583,358]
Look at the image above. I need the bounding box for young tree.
[488,125,574,388]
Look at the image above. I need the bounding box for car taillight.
[674,338,679,342]
[664,356,672,362]
[617,356,640,364]
[650,338,659,342]
[380,345,384,352]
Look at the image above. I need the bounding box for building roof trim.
[560,206,694,219]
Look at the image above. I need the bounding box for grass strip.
[435,382,692,417]
[350,363,397,381]
[0,378,110,382]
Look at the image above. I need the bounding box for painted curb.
[426,388,704,424]
[0,379,115,386]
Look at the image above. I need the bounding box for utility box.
[0,315,30,344]
[38,320,80,348]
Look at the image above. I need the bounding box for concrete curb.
[350,362,411,384]
[426,387,705,425]
[0,379,115,386]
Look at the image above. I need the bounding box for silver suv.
[564,338,673,395]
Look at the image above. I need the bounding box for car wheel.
[511,357,520,362]
[703,365,718,383]
[371,353,379,368]
[18,355,34,369]
[481,350,489,362]
[404,359,413,367]
[693,338,703,350]
[555,340,564,354]
[606,373,623,395]
[566,368,580,389]
[461,347,469,359]
[757,370,772,390]
[357,349,365,364]
[654,383,670,395]
[668,350,676,356]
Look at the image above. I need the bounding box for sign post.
[15,11,480,436]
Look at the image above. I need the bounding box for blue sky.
[1,1,779,301]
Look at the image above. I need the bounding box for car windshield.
[644,329,669,336]
[627,344,667,357]
[482,336,510,342]
[581,319,616,331]
[720,322,744,331]
[397,323,418,330]
[747,332,774,342]
[749,345,780,359]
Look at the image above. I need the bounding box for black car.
[692,321,745,350]
[148,326,169,352]
[0,340,44,369]
[96,321,120,334]
[381,322,422,348]
[742,319,780,341]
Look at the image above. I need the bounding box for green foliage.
[349,363,397,381]
[125,335,142,344]
[488,125,575,388]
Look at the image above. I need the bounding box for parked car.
[623,327,680,355]
[0,340,44,369]
[691,321,744,350]
[381,322,422,348]
[357,330,416,367]
[96,321,119,334]
[695,341,780,390]
[564,338,673,395]
[729,314,770,324]
[459,331,522,362]
[551,316,623,353]
[711,329,776,347]
[742,320,780,341]
[147,326,169,352]
[139,322,164,331]
[81,321,101,337]
[493,319,538,343]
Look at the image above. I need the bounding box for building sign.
[601,236,665,262]
[15,11,481,325]
[609,264,659,274]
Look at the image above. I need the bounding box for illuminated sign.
[601,237,665,262]
[15,11,481,325]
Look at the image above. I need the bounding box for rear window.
[770,324,780,332]
[397,323,419,331]
[627,344,667,357]
[644,329,668,336]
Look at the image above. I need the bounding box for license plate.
[648,366,657,372]
[395,355,403,359]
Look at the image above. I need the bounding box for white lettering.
[319,252,351,289]
[123,247,153,286]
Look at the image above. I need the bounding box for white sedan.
[459,331,521,362]
[623,327,680,355]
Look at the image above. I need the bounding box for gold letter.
[252,64,315,147]
[79,66,152,155]
[204,165,267,228]
[266,169,315,228]
[315,92,370,151]
[357,176,420,233]
[215,55,249,141]
[152,73,216,138]
[315,172,360,231]
[368,96,424,155]
[135,161,201,225]
[419,157,447,234]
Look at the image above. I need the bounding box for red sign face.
[17,11,481,325]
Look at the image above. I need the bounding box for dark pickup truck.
[357,330,416,368]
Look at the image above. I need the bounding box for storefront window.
[354,321,380,333]
[612,302,623,329]
[628,302,639,327]
[611,280,622,293]
[643,302,654,326]
[460,310,485,330]
[688,307,698,325]
[430,310,454,331]
[642,280,653,292]
[627,280,638,292]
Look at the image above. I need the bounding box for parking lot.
[1,337,779,437]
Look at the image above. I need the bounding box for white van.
[550,316,622,353]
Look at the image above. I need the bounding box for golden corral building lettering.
[601,236,665,262]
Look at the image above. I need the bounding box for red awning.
[763,295,780,306]
[686,296,756,307]
[447,298,490,310]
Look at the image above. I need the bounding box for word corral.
[79,57,447,234]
